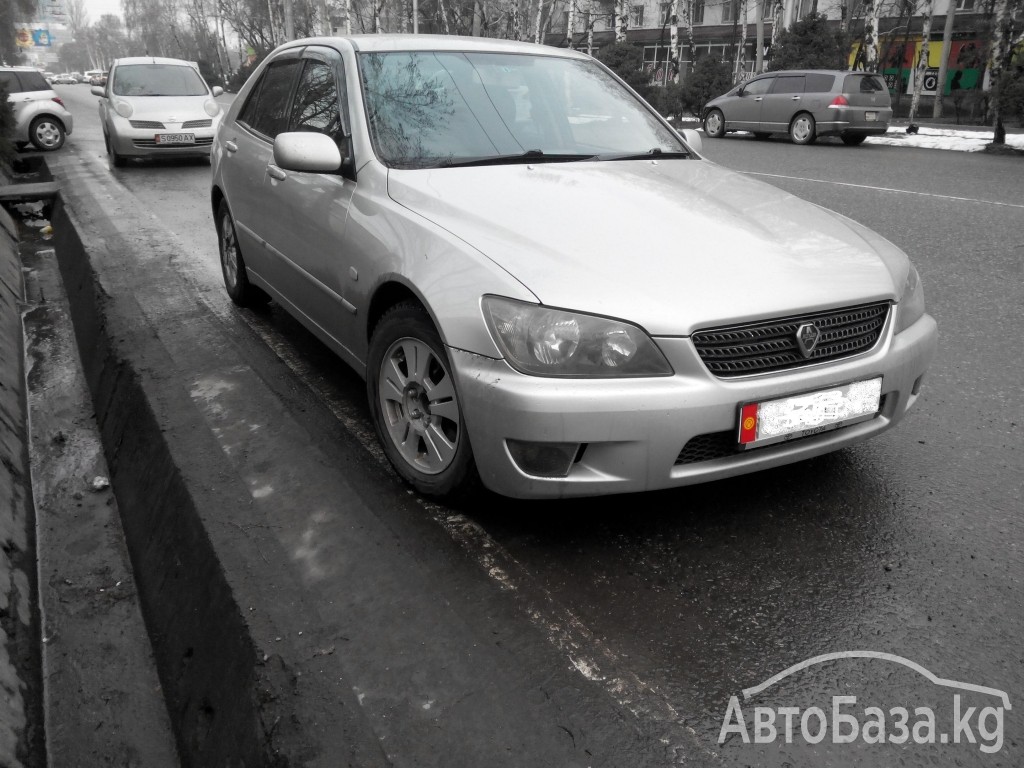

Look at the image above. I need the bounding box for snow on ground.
[866,125,1024,152]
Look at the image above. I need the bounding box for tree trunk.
[616,0,628,42]
[734,0,748,81]
[986,0,1013,144]
[932,1,956,117]
[908,0,934,123]
[861,0,880,70]
[755,0,764,74]
[768,0,784,71]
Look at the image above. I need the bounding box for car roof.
[274,34,591,60]
[749,69,882,77]
[112,56,200,67]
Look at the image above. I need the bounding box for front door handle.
[267,164,287,181]
[791,95,801,100]
[225,140,238,153]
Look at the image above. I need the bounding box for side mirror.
[273,131,343,174]
[211,85,224,97]
[91,85,105,97]
[681,128,703,155]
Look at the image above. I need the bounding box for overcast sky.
[82,0,123,22]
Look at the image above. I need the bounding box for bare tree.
[906,0,933,125]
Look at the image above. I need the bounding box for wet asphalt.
[53,84,1022,766]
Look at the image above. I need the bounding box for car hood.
[386,159,908,335]
[117,94,215,120]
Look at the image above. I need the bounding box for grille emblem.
[795,322,821,358]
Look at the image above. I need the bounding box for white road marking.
[746,172,1024,209]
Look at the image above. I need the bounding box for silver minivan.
[0,66,74,150]
[703,70,892,145]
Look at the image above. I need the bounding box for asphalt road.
[52,83,1023,766]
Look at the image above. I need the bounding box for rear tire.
[703,109,726,138]
[216,200,270,307]
[29,116,65,151]
[841,134,867,146]
[789,113,817,145]
[367,302,478,498]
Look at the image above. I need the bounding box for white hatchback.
[93,57,223,167]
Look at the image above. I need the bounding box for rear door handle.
[225,140,238,153]
[267,164,287,181]
[791,96,801,100]
[754,96,763,102]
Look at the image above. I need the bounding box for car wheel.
[105,132,127,168]
[216,200,269,307]
[703,109,726,138]
[841,134,867,146]
[789,113,817,145]
[29,116,65,151]
[752,132,771,141]
[367,302,477,498]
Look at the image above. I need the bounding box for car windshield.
[358,51,685,169]
[112,63,208,97]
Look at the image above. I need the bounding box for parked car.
[70,71,85,83]
[211,36,936,499]
[0,66,74,150]
[85,69,107,86]
[703,69,893,145]
[93,56,224,167]
[43,71,56,83]
[51,73,78,84]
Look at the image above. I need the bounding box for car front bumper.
[108,121,217,158]
[452,311,937,499]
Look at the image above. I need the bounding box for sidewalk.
[869,120,1024,152]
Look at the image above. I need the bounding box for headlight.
[204,99,220,117]
[114,100,133,119]
[482,296,673,377]
[894,263,925,334]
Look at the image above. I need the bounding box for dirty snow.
[865,125,1024,152]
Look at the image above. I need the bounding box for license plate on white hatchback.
[154,133,196,145]
[738,378,882,448]
[865,112,878,121]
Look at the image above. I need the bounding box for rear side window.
[0,71,19,94]
[845,74,887,93]
[804,73,835,93]
[239,59,301,139]
[771,76,805,94]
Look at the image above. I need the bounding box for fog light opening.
[506,440,581,478]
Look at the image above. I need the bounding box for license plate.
[738,378,882,448]
[154,133,195,145]
[865,111,878,121]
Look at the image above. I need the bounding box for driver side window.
[742,78,773,96]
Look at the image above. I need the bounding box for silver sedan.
[211,35,937,499]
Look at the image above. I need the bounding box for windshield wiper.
[595,148,693,161]
[438,149,596,168]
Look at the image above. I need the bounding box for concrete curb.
[47,178,389,766]
[0,198,44,768]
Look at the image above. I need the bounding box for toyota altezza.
[211,35,937,499]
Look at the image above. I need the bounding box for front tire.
[105,132,127,168]
[216,200,269,307]
[789,113,817,145]
[368,303,476,498]
[703,108,726,138]
[29,116,65,151]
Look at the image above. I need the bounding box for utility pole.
[932,0,956,117]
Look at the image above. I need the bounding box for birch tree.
[906,0,933,124]
[768,0,785,70]
[616,0,628,41]
[860,0,880,69]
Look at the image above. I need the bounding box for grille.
[129,120,166,129]
[132,137,214,148]
[692,302,889,377]
[674,394,888,465]
[181,119,212,129]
